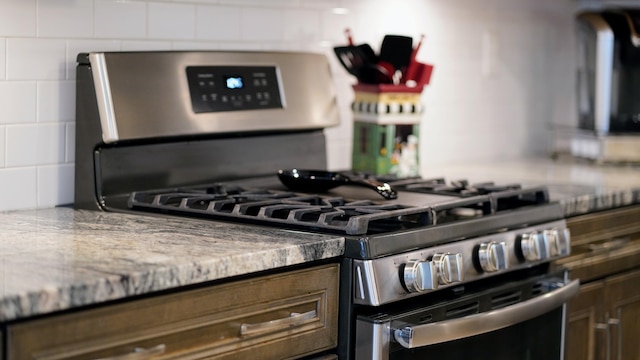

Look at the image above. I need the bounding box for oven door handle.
[393,279,580,349]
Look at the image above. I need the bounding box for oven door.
[355,272,579,360]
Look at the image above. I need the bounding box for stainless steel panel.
[89,51,340,142]
[353,220,569,306]
[355,319,390,360]
[392,279,579,348]
[577,13,614,134]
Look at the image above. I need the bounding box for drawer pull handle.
[588,238,628,253]
[94,344,166,360]
[240,309,317,336]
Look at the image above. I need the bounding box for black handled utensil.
[379,34,414,81]
[277,169,397,200]
[334,28,380,82]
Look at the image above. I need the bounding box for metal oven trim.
[89,53,119,143]
[353,272,578,360]
[392,279,579,348]
[352,220,569,306]
[83,51,340,143]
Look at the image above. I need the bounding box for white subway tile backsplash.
[0,167,37,211]
[171,41,220,50]
[37,81,75,123]
[37,164,74,207]
[121,41,172,51]
[283,9,320,42]
[0,39,6,80]
[36,123,66,165]
[326,140,351,171]
[6,39,66,81]
[0,0,36,37]
[218,0,298,6]
[148,2,196,40]
[0,126,5,167]
[37,0,93,38]
[65,122,74,163]
[6,125,37,167]
[196,5,242,41]
[0,0,578,211]
[5,123,65,167]
[95,0,147,39]
[0,81,37,124]
[241,8,284,41]
[320,10,358,45]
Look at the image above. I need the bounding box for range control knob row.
[543,228,571,257]
[518,228,571,262]
[519,232,548,261]
[432,253,464,285]
[402,252,465,293]
[477,241,509,272]
[403,260,437,293]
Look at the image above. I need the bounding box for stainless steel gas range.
[74,50,579,360]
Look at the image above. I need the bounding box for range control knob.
[432,253,464,285]
[543,228,571,257]
[519,232,549,261]
[477,241,509,272]
[403,260,437,293]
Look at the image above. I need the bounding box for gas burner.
[128,187,437,235]
[390,178,522,197]
[126,179,549,236]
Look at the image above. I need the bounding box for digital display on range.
[225,76,244,89]
[186,66,283,114]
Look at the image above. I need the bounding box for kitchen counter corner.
[0,208,343,323]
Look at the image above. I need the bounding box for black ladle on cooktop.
[277,169,397,200]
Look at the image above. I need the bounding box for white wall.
[0,0,577,211]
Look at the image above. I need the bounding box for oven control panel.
[352,220,571,306]
[186,66,284,113]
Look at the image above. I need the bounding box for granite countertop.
[423,157,640,217]
[1,157,639,324]
[0,208,344,323]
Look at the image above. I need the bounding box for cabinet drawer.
[7,264,339,360]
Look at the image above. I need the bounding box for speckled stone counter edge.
[0,209,344,322]
[560,188,640,217]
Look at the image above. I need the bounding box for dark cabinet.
[5,264,339,360]
[566,270,640,360]
[560,205,640,360]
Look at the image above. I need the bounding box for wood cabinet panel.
[565,281,606,360]
[7,264,339,360]
[605,269,640,360]
[566,206,640,246]
[563,205,640,360]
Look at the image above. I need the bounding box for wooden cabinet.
[6,264,339,360]
[606,269,640,360]
[565,281,606,360]
[560,205,640,360]
[565,270,640,360]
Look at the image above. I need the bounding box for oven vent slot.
[530,283,544,296]
[490,290,522,309]
[445,302,479,319]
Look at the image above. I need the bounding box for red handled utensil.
[403,34,425,83]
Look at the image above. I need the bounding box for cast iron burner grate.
[389,178,523,197]
[388,178,549,211]
[127,187,441,235]
[127,181,547,236]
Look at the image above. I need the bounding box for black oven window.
[390,307,563,360]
